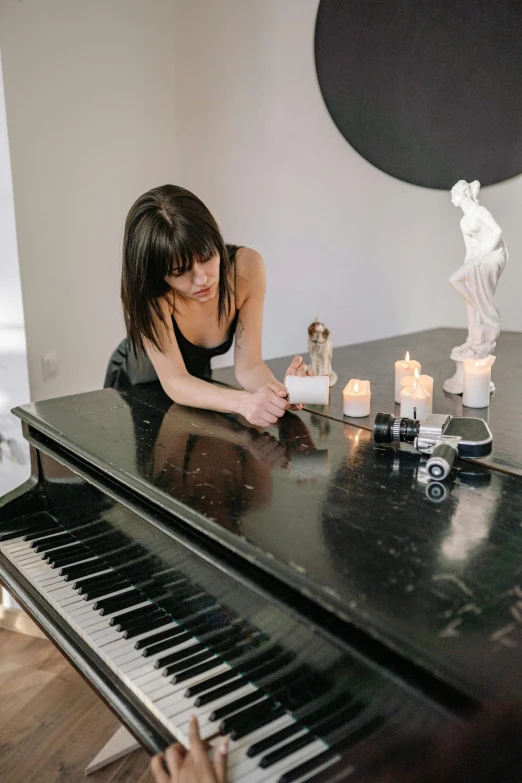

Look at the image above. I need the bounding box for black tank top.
[172,308,239,380]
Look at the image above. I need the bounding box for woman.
[105,185,311,425]
[449,179,508,358]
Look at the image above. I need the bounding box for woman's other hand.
[285,355,313,378]
[151,716,228,783]
[284,355,315,411]
[236,383,289,427]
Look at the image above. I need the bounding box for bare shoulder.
[235,247,265,283]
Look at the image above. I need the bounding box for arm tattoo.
[235,317,245,349]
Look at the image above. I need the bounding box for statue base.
[443,357,495,396]
[328,371,338,388]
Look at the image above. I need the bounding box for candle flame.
[405,351,410,362]
[475,360,480,366]
[414,367,419,379]
[412,380,418,391]
[354,381,359,394]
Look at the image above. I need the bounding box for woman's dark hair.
[121,184,233,354]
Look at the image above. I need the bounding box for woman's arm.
[144,295,288,426]
[233,249,279,391]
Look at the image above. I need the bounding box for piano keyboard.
[0,504,452,783]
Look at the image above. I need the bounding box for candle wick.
[413,406,417,419]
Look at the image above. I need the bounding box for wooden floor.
[0,628,154,783]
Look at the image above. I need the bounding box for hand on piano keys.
[151,715,229,783]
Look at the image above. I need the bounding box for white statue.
[307,318,337,387]
[443,180,508,394]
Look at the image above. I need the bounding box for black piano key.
[190,669,243,707]
[32,533,76,552]
[73,571,116,591]
[115,606,164,630]
[277,748,337,783]
[210,691,269,722]
[171,656,224,684]
[162,649,215,677]
[145,631,194,658]
[293,689,356,724]
[46,546,89,567]
[221,696,282,733]
[195,676,249,707]
[83,579,130,601]
[134,625,187,650]
[123,614,170,640]
[189,671,242,701]
[95,590,143,615]
[227,705,286,741]
[0,520,58,542]
[111,603,163,628]
[248,723,302,757]
[23,526,62,542]
[278,716,385,783]
[259,702,366,771]
[260,733,316,769]
[263,665,312,698]
[60,559,105,580]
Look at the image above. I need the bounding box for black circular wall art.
[314,0,522,189]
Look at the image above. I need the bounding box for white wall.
[0,51,24,330]
[0,0,178,400]
[172,0,522,365]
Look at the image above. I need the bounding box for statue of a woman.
[443,180,508,394]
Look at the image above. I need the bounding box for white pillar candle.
[463,356,496,408]
[394,351,421,403]
[401,369,434,413]
[285,374,329,405]
[400,380,431,420]
[343,379,371,417]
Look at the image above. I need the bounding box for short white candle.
[401,368,434,413]
[343,379,371,417]
[463,356,495,408]
[400,380,431,419]
[285,374,329,405]
[394,351,421,403]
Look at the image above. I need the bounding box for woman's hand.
[285,355,313,378]
[284,355,315,411]
[236,383,289,427]
[151,716,228,783]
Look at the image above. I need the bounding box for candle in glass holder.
[343,379,371,417]
[401,367,434,412]
[463,356,495,408]
[394,351,421,403]
[400,380,431,419]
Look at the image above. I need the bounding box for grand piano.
[1,328,522,782]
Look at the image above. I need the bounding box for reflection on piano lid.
[3,381,522,782]
[1,447,458,782]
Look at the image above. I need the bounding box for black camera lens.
[374,413,420,444]
[374,413,395,443]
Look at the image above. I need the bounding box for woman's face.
[164,253,220,301]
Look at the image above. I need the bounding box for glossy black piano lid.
[11,369,522,705]
[215,327,522,477]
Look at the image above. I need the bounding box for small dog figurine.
[307,318,337,387]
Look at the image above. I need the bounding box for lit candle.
[285,374,329,405]
[400,367,434,413]
[400,380,431,420]
[463,356,495,408]
[343,379,371,417]
[394,351,421,403]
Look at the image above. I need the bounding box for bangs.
[166,224,220,277]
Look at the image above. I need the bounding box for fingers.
[150,753,172,783]
[164,743,186,777]
[268,382,288,398]
[214,736,229,783]
[188,715,215,779]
